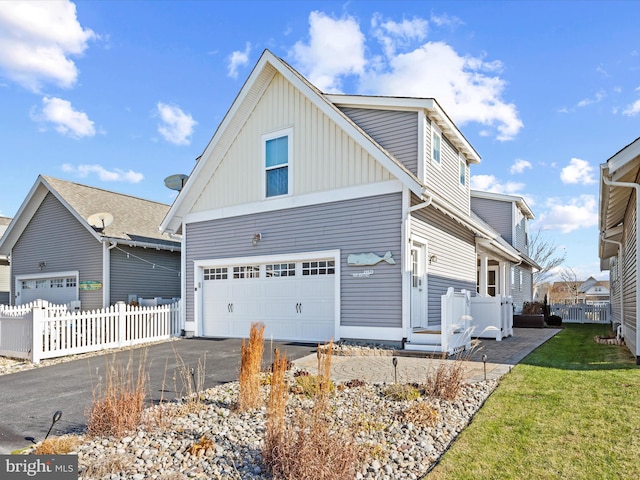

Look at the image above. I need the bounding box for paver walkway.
[293,327,560,384]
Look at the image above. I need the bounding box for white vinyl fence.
[0,299,182,363]
[440,288,472,355]
[470,295,513,340]
[551,303,610,324]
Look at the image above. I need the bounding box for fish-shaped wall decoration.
[347,251,395,266]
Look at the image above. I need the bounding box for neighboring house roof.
[599,136,640,266]
[470,190,534,220]
[0,176,180,256]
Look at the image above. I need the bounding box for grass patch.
[427,324,640,479]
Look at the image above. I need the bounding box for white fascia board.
[184,180,403,225]
[607,137,640,175]
[471,189,534,219]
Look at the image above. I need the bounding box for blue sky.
[1,1,639,282]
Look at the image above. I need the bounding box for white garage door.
[201,257,336,343]
[16,272,79,306]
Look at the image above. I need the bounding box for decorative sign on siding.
[352,269,374,278]
[347,251,395,266]
[79,281,103,291]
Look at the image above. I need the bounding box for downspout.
[102,239,117,308]
[602,175,640,364]
[601,232,624,339]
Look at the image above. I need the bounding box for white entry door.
[410,243,427,328]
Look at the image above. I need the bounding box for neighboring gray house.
[471,190,539,312]
[160,50,533,349]
[599,136,640,363]
[0,176,181,310]
[0,216,11,304]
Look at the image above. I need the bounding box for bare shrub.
[173,348,207,406]
[423,359,466,401]
[34,435,81,454]
[86,350,148,437]
[264,341,361,480]
[400,401,439,427]
[383,383,420,401]
[237,322,265,411]
[79,453,132,478]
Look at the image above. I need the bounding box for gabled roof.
[470,189,534,220]
[161,49,435,234]
[0,176,180,256]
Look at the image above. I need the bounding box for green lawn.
[427,324,640,480]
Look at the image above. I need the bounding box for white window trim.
[262,127,293,199]
[458,153,466,189]
[431,123,442,167]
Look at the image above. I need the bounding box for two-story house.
[470,190,539,312]
[161,49,531,349]
[0,216,11,304]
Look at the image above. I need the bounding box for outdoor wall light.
[252,232,262,246]
[429,254,438,265]
[39,261,47,270]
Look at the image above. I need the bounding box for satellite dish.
[164,174,188,192]
[87,212,114,232]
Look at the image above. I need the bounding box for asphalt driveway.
[0,338,317,454]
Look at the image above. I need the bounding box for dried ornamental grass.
[237,322,265,411]
[34,435,81,454]
[423,359,466,401]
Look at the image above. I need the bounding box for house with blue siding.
[470,190,538,312]
[0,176,181,310]
[161,49,534,349]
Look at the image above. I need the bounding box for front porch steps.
[404,325,443,353]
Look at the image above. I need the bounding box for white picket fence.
[0,299,182,363]
[551,303,610,324]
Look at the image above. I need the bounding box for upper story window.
[459,154,466,187]
[263,129,291,198]
[431,124,442,166]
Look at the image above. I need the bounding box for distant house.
[549,277,609,305]
[470,190,539,312]
[0,176,181,310]
[0,216,11,304]
[160,49,537,349]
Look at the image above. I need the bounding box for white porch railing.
[0,300,182,364]
[551,303,610,324]
[440,288,472,355]
[470,295,513,341]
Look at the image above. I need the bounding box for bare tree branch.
[529,229,566,286]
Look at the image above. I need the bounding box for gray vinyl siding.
[622,192,637,356]
[514,215,528,253]
[10,193,103,309]
[424,120,470,216]
[609,256,622,329]
[110,245,181,304]
[339,107,419,175]
[471,197,513,244]
[410,202,476,324]
[511,264,533,309]
[185,193,403,331]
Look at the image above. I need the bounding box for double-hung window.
[431,124,442,165]
[264,129,291,198]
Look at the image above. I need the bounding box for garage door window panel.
[302,260,335,276]
[266,263,296,277]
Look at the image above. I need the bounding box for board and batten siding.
[185,193,403,332]
[471,197,514,244]
[409,202,476,324]
[10,193,103,309]
[622,192,638,356]
[424,119,470,216]
[338,107,419,176]
[110,245,181,304]
[191,72,394,214]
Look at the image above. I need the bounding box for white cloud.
[61,163,143,183]
[560,158,596,185]
[0,0,96,92]
[33,96,96,138]
[538,195,598,234]
[371,14,428,57]
[623,99,640,116]
[291,11,366,92]
[470,174,524,194]
[510,159,532,174]
[156,102,197,146]
[227,42,251,79]
[577,90,606,108]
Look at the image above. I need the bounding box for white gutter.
[602,175,640,364]
[601,232,624,338]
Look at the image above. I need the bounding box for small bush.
[383,383,420,401]
[400,402,439,427]
[237,322,265,411]
[86,350,148,437]
[522,301,544,314]
[294,374,335,397]
[34,435,81,454]
[344,378,367,388]
[547,314,563,327]
[423,360,466,401]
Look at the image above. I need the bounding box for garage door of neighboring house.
[15,271,79,306]
[199,252,338,343]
